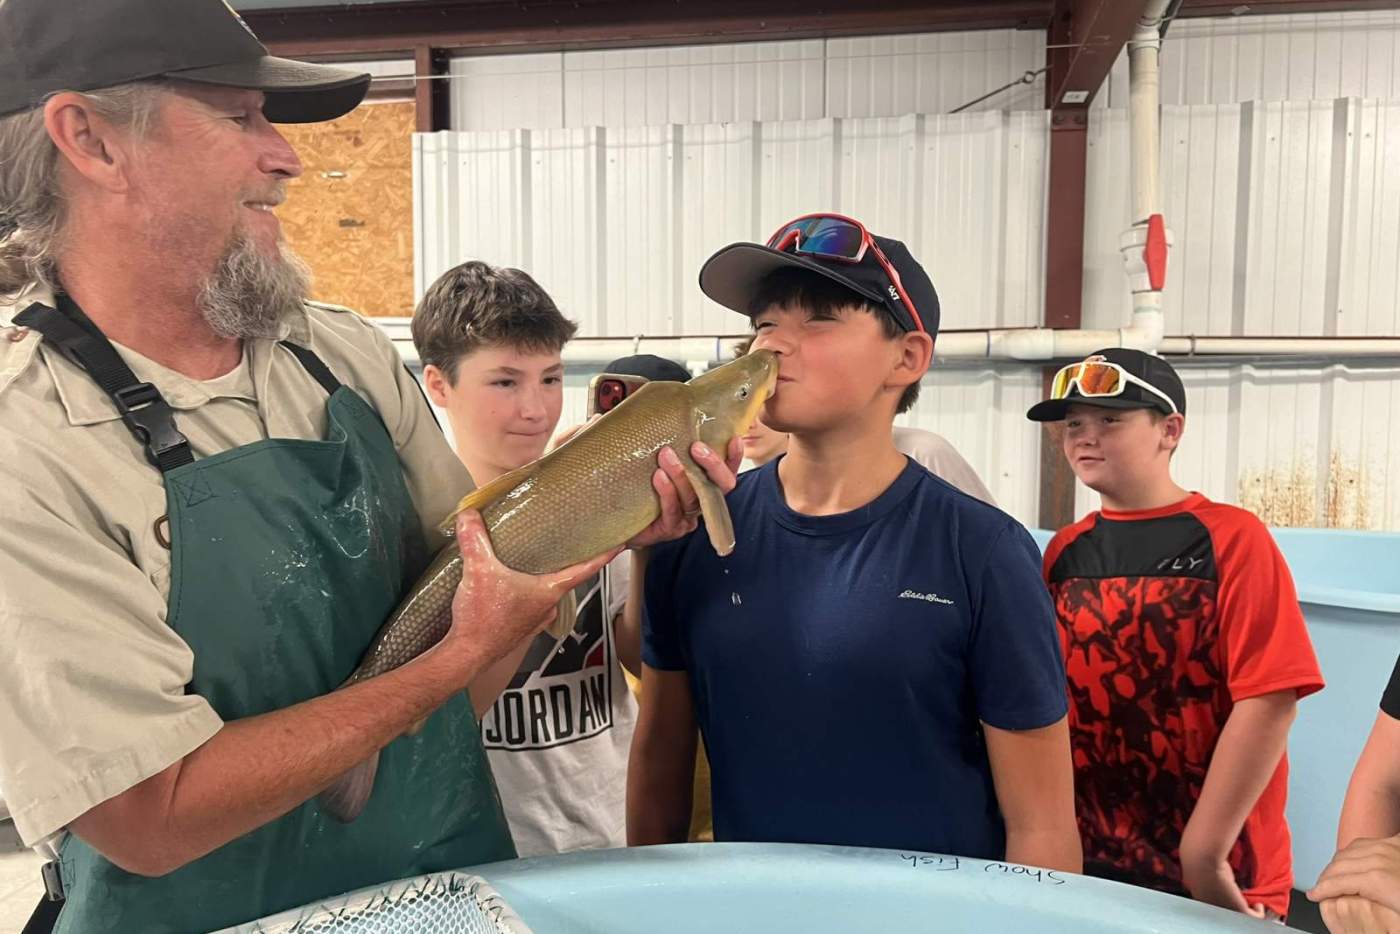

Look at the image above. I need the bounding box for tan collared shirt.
[0,285,473,846]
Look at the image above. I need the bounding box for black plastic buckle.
[40,859,64,902]
[112,382,189,468]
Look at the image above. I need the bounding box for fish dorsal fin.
[437,461,540,536]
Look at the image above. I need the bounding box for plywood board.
[279,100,415,317]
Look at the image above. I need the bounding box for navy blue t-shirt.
[643,457,1067,858]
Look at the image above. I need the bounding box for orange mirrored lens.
[1076,363,1122,395]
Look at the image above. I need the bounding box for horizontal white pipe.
[383,329,1400,368]
[1158,336,1400,356]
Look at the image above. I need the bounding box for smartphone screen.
[588,373,650,417]
[596,378,629,414]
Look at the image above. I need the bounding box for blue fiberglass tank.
[226,844,1298,933]
[1269,529,1400,888]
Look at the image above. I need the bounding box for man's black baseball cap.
[0,0,370,123]
[603,354,693,383]
[1026,347,1186,422]
[698,223,941,339]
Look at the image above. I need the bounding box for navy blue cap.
[698,226,940,339]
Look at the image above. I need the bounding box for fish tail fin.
[318,753,380,823]
[437,463,539,536]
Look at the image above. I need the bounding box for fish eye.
[737,386,750,399]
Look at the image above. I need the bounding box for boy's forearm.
[625,738,695,845]
[1005,826,1083,874]
[984,718,1082,874]
[1338,713,1400,847]
[1181,691,1297,867]
[626,660,698,847]
[614,548,650,678]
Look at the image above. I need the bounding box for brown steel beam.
[1037,0,1145,528]
[1046,0,1153,110]
[249,0,1051,58]
[413,45,451,132]
[1037,0,1099,530]
[1038,113,1088,531]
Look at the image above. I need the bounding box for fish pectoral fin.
[437,462,539,536]
[680,463,737,557]
[547,589,577,640]
[318,753,380,823]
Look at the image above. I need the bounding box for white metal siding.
[1083,99,1400,340]
[448,30,1046,131]
[1104,11,1400,109]
[416,110,1049,335]
[411,14,1400,531]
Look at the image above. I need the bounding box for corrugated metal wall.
[447,30,1048,130]
[444,12,1400,130]
[412,110,1051,522]
[1077,96,1400,526]
[1102,11,1400,108]
[413,12,1400,530]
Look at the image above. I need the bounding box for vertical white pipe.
[1127,2,1172,224]
[1121,0,1174,348]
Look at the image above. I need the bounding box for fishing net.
[219,871,532,934]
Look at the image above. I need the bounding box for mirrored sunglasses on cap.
[765,212,928,333]
[1050,357,1179,415]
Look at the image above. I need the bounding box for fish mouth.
[733,351,779,438]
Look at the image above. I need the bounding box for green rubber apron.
[16,299,513,934]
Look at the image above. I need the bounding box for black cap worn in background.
[0,0,370,123]
[699,227,941,339]
[1026,347,1187,422]
[603,354,693,383]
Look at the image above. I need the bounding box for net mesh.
[223,871,532,934]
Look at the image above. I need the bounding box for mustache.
[243,184,289,207]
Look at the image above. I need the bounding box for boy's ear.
[888,330,934,393]
[421,364,452,407]
[1161,412,1186,451]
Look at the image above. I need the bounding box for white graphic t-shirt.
[481,567,638,856]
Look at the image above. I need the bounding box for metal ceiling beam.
[247,0,1051,58]
[1036,0,1152,529]
[413,45,451,131]
[1045,0,1153,110]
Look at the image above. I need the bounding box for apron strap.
[15,299,195,473]
[20,895,61,934]
[15,299,349,474]
[279,341,342,396]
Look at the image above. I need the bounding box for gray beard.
[196,234,312,340]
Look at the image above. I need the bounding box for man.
[628,214,1080,871]
[0,3,734,932]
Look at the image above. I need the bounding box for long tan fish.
[318,349,778,822]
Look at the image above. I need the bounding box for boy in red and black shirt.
[1028,348,1324,919]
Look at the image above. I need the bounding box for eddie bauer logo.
[899,589,955,606]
